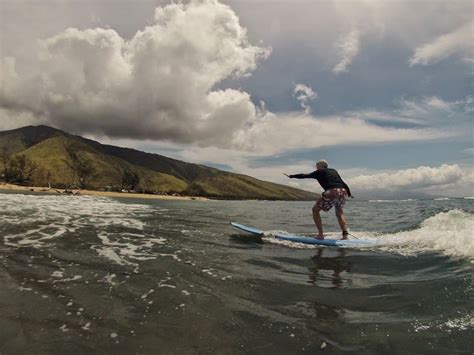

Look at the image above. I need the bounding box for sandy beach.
[0,183,208,201]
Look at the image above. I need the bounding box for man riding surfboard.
[284,160,352,240]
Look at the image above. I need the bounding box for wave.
[369,199,417,203]
[376,209,474,260]
[434,197,450,201]
[261,210,473,260]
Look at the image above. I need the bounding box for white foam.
[141,289,155,299]
[158,277,176,288]
[158,284,176,289]
[51,271,64,278]
[53,275,82,284]
[0,193,154,249]
[103,274,117,285]
[0,193,167,268]
[259,210,473,259]
[369,199,417,203]
[443,315,473,331]
[413,315,473,332]
[263,235,319,249]
[377,210,474,259]
[92,233,168,266]
[18,287,33,292]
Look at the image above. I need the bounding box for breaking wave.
[376,209,474,260]
[259,210,473,260]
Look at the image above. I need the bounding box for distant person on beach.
[284,160,352,240]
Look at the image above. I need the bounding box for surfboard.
[230,222,376,247]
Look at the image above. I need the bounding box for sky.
[0,0,473,198]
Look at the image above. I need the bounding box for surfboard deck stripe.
[230,222,376,247]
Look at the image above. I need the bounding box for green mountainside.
[0,125,318,200]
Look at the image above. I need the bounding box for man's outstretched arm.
[284,171,317,179]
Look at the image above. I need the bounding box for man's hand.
[283,173,291,178]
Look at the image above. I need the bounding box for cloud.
[0,108,42,132]
[232,112,444,154]
[344,95,473,130]
[395,96,473,125]
[332,28,361,74]
[0,0,455,156]
[348,164,474,197]
[410,21,474,66]
[294,84,317,113]
[0,0,270,145]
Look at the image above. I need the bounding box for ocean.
[0,191,472,353]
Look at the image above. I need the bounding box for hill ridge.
[0,125,317,200]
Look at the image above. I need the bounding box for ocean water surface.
[0,191,473,353]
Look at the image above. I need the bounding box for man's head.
[316,159,328,170]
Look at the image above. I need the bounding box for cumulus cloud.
[332,29,361,74]
[410,21,474,66]
[0,0,270,145]
[294,84,317,113]
[348,164,473,197]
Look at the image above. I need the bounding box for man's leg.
[335,207,348,239]
[312,204,324,239]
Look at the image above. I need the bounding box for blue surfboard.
[230,222,376,247]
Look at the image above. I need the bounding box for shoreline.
[0,183,208,201]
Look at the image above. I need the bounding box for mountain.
[0,125,318,200]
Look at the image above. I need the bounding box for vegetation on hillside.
[0,125,318,200]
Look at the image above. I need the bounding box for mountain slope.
[0,125,317,200]
[18,135,188,192]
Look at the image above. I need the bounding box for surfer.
[284,160,352,240]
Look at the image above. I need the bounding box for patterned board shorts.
[316,188,348,212]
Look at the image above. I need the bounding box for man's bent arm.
[341,179,352,197]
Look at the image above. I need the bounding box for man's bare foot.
[316,235,325,240]
[341,231,349,240]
